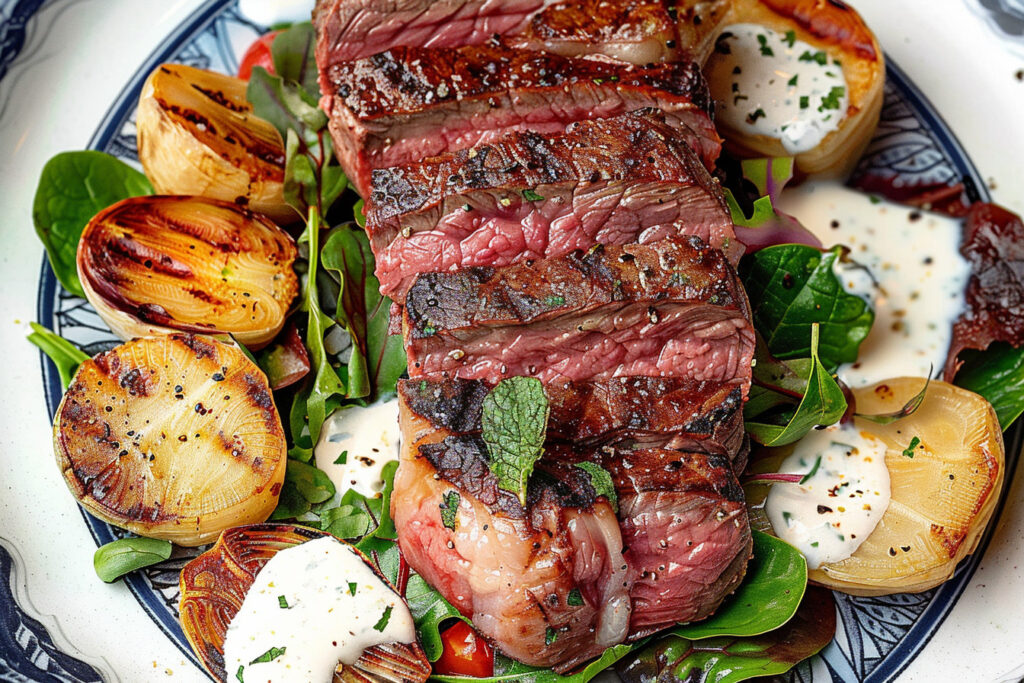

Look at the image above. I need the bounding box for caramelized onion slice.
[77,195,298,349]
[53,334,287,546]
[179,524,431,682]
[136,62,294,224]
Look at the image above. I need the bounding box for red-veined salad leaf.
[724,157,821,252]
[615,586,836,683]
[740,244,874,370]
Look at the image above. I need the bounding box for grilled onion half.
[749,379,1004,595]
[180,524,431,682]
[136,62,294,224]
[53,334,287,546]
[77,195,298,349]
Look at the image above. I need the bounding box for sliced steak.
[402,238,755,392]
[368,111,737,299]
[398,376,746,456]
[322,44,720,196]
[394,402,751,669]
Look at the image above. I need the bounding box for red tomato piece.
[238,30,280,80]
[434,620,495,678]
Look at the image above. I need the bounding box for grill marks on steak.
[398,376,746,456]
[403,238,755,390]
[367,112,737,298]
[323,45,719,196]
[394,397,751,670]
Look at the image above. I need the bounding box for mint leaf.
[33,151,153,297]
[250,646,286,664]
[574,462,618,512]
[26,323,89,389]
[481,377,550,506]
[93,537,172,583]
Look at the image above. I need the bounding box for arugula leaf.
[321,225,406,401]
[745,324,847,446]
[616,587,835,683]
[26,323,89,389]
[33,151,153,297]
[739,244,873,370]
[481,377,550,506]
[955,343,1024,429]
[93,537,172,583]
[574,462,618,512]
[673,532,806,639]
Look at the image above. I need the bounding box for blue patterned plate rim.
[30,1,1018,680]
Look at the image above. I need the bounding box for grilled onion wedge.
[706,0,884,177]
[53,334,286,546]
[179,524,431,682]
[77,195,298,349]
[136,63,294,224]
[748,379,1004,596]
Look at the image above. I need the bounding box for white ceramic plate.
[2,1,1024,681]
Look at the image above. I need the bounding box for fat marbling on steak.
[321,43,720,196]
[367,110,737,300]
[402,237,755,392]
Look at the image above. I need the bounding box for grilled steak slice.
[394,403,751,670]
[398,376,745,456]
[403,238,755,391]
[368,111,737,299]
[322,45,719,196]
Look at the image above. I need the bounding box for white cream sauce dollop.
[223,536,416,682]
[777,182,970,387]
[765,423,890,569]
[707,23,849,154]
[314,399,401,500]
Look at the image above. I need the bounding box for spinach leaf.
[481,377,550,506]
[955,343,1024,429]
[33,151,153,297]
[616,587,835,683]
[739,244,873,370]
[93,536,172,583]
[26,323,89,389]
[673,532,806,639]
[270,459,336,520]
[321,225,406,401]
[745,324,847,446]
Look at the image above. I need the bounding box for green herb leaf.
[282,459,336,507]
[798,50,828,65]
[799,455,823,484]
[32,151,153,297]
[432,643,645,683]
[235,664,245,682]
[739,245,874,370]
[756,34,773,56]
[440,491,460,530]
[783,30,796,47]
[334,450,349,465]
[799,95,809,109]
[857,375,930,424]
[522,189,545,201]
[745,325,848,446]
[278,595,289,609]
[617,587,835,683]
[26,323,89,389]
[574,462,618,512]
[93,537,172,583]
[348,581,358,596]
[250,646,286,665]
[567,588,584,606]
[545,627,558,646]
[373,605,394,632]
[481,377,550,506]
[818,86,845,112]
[320,504,373,539]
[902,436,921,458]
[787,73,798,86]
[673,532,806,639]
[954,342,1024,429]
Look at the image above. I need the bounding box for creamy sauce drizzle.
[777,182,970,387]
[765,424,890,569]
[315,399,400,500]
[707,23,848,154]
[223,536,415,682]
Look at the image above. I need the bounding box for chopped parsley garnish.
[440,490,460,530]
[567,588,584,606]
[810,541,819,547]
[236,665,245,683]
[818,86,845,112]
[902,436,921,458]
[333,450,348,465]
[522,189,545,201]
[757,34,774,56]
[798,50,828,65]
[373,605,394,632]
[348,581,358,596]
[250,646,286,665]
[787,73,799,87]
[799,455,823,484]
[799,95,810,109]
[545,627,559,645]
[782,511,794,526]
[746,108,767,124]
[277,595,289,609]
[783,30,797,48]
